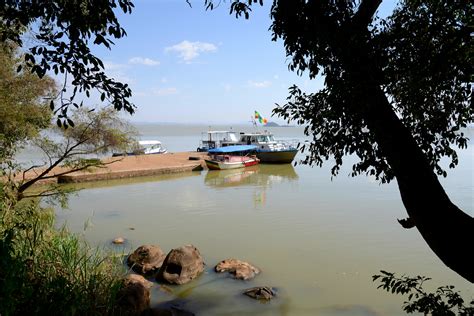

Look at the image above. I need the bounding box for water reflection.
[205,164,299,207]
[204,164,299,188]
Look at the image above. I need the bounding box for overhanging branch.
[352,0,382,29]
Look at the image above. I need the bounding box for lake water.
[53,124,473,315]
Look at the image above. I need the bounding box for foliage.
[0,0,135,125]
[9,107,139,199]
[213,0,473,183]
[0,198,125,315]
[270,0,472,182]
[0,42,55,161]
[378,1,472,178]
[373,271,474,315]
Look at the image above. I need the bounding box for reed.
[0,199,126,315]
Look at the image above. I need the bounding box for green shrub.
[0,200,126,315]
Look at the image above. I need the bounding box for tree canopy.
[0,42,55,161]
[270,0,472,182]
[0,0,135,126]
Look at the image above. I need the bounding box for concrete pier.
[23,152,208,184]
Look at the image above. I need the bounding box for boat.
[197,131,239,152]
[205,145,260,170]
[237,131,298,164]
[196,129,297,163]
[112,140,167,157]
[138,140,168,154]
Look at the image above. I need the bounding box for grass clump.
[0,197,126,315]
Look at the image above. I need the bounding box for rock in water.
[117,274,153,315]
[112,237,125,244]
[243,286,276,300]
[127,245,166,276]
[215,258,260,280]
[157,245,204,285]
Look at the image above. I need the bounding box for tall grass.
[0,198,126,315]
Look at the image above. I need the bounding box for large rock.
[157,245,204,285]
[215,258,260,280]
[243,286,276,300]
[117,274,153,315]
[127,245,166,276]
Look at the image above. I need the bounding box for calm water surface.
[55,124,473,316]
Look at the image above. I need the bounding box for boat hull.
[205,156,259,170]
[256,149,297,164]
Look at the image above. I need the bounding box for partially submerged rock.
[157,245,204,285]
[127,245,166,276]
[117,274,153,315]
[112,237,125,244]
[243,286,276,300]
[215,258,260,280]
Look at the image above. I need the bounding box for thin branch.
[21,191,64,199]
[22,162,46,181]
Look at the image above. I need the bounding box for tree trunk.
[361,85,474,283]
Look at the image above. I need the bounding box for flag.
[254,111,267,125]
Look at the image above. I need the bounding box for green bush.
[0,199,126,315]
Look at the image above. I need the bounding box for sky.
[89,0,396,124]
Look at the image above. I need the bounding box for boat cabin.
[197,131,239,152]
[239,132,276,145]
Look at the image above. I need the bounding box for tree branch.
[17,134,93,194]
[352,0,382,29]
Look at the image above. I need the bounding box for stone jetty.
[23,152,207,184]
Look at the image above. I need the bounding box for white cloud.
[166,40,217,63]
[104,61,127,71]
[129,57,160,66]
[153,87,178,96]
[248,80,272,88]
[103,61,134,84]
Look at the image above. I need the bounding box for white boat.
[237,131,298,164]
[197,128,298,163]
[139,140,168,155]
[197,131,239,152]
[112,140,167,156]
[205,145,260,170]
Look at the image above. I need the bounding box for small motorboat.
[205,145,259,170]
[112,140,167,157]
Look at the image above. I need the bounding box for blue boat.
[206,145,259,170]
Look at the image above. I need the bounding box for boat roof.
[138,140,162,145]
[204,131,236,134]
[208,145,257,153]
[239,131,273,136]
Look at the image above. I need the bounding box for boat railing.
[275,138,300,150]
